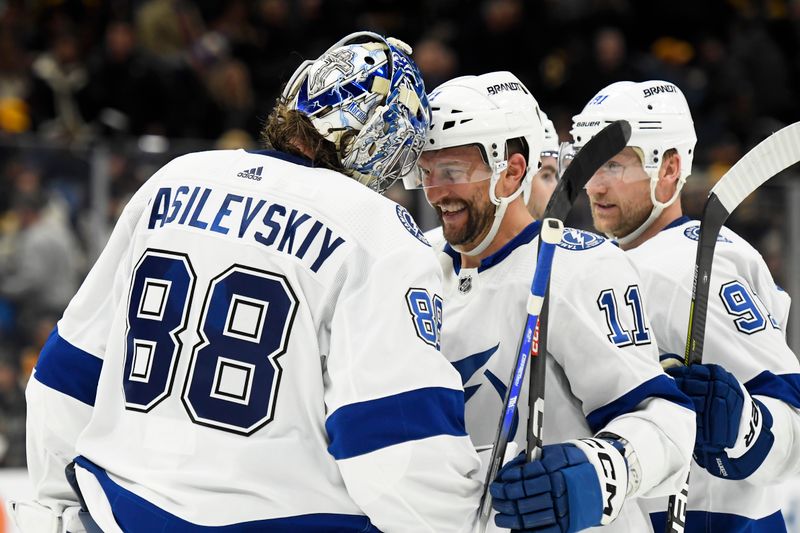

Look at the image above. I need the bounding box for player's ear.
[659,149,681,182]
[657,149,681,199]
[502,152,527,194]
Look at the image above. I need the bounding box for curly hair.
[260,97,352,174]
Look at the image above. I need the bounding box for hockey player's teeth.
[440,205,466,222]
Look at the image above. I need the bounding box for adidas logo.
[237,166,263,181]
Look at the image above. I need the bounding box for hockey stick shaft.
[477,218,563,531]
[526,120,633,460]
[685,120,800,364]
[664,121,800,533]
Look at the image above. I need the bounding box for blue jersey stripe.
[34,328,102,407]
[746,370,800,409]
[649,509,786,533]
[586,374,692,433]
[326,387,467,460]
[74,456,381,532]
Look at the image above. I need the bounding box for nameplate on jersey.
[146,185,346,273]
[396,205,430,246]
[683,226,732,243]
[557,228,605,251]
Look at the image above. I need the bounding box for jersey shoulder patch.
[557,228,606,251]
[683,225,732,243]
[396,205,430,246]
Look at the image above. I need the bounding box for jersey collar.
[443,220,542,275]
[247,149,313,167]
[662,215,692,232]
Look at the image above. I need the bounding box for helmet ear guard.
[283,31,431,194]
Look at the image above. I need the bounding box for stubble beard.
[591,194,652,238]
[439,198,496,249]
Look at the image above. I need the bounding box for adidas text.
[237,166,263,181]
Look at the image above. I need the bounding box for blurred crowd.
[0,0,798,468]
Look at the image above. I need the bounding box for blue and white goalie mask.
[283,31,431,194]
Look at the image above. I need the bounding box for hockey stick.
[663,121,800,533]
[477,218,564,532]
[527,120,633,460]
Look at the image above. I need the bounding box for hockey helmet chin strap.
[452,159,525,257]
[613,169,687,247]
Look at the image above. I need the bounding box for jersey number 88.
[123,249,297,436]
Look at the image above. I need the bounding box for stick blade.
[713,121,800,212]
[543,119,632,221]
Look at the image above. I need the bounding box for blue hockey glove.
[666,363,774,480]
[489,439,627,532]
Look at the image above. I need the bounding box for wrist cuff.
[727,383,764,459]
[568,438,628,525]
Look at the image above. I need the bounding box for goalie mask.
[283,31,431,194]
[407,71,544,256]
[570,80,697,245]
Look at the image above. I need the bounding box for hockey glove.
[666,363,774,480]
[489,439,627,532]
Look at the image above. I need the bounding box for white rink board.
[0,469,796,532]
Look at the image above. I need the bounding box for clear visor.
[562,143,651,186]
[403,145,498,189]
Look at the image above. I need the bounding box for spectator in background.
[84,20,164,137]
[0,347,25,467]
[205,57,258,134]
[0,13,32,136]
[570,26,643,107]
[413,36,459,91]
[0,187,81,338]
[134,0,204,61]
[27,27,91,142]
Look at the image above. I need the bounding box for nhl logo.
[459,275,472,294]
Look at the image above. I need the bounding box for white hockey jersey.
[630,216,800,533]
[428,221,695,532]
[26,149,482,533]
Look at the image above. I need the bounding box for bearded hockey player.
[404,71,695,532]
[574,79,800,532]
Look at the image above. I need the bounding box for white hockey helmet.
[540,111,559,158]
[283,31,431,194]
[409,71,544,255]
[571,80,697,244]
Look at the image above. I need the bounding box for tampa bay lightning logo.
[683,226,732,243]
[396,205,430,246]
[557,228,605,251]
